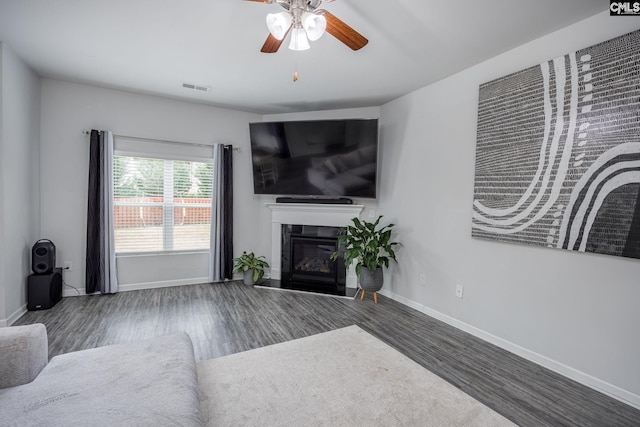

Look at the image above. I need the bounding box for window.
[113,156,213,254]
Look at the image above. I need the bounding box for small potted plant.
[232,251,270,285]
[331,216,399,302]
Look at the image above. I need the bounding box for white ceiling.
[0,0,606,114]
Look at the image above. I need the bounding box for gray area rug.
[197,325,516,426]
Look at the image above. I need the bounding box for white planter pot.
[243,270,255,285]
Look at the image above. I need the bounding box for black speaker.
[32,239,56,275]
[27,268,62,311]
[275,197,354,204]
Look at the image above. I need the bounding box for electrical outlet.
[368,209,376,219]
[64,261,72,271]
[419,274,426,285]
[455,285,464,299]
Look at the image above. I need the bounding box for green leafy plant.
[331,216,399,277]
[232,251,270,283]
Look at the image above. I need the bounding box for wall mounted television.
[249,118,379,199]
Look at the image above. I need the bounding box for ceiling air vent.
[182,82,210,93]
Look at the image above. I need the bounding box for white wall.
[378,12,640,406]
[40,80,260,293]
[0,43,41,325]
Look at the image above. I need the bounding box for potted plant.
[331,216,399,302]
[232,251,270,285]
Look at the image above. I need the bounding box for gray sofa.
[0,323,203,426]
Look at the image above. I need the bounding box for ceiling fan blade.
[260,28,290,53]
[324,12,368,51]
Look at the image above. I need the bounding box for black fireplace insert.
[281,224,347,295]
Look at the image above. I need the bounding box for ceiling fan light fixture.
[266,12,292,40]
[301,12,326,41]
[289,27,310,51]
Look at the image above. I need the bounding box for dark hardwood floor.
[14,281,640,427]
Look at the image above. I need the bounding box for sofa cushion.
[310,157,327,170]
[358,145,377,163]
[339,150,361,169]
[0,324,48,389]
[307,167,331,192]
[349,163,377,179]
[0,332,202,426]
[323,156,342,174]
[326,172,370,195]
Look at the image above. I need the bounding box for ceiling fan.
[246,0,368,53]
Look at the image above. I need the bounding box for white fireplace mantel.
[267,203,364,287]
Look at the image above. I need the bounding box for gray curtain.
[86,130,118,294]
[209,144,233,282]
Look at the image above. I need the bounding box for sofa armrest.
[0,323,48,388]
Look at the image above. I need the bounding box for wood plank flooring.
[13,282,640,426]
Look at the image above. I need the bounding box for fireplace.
[281,225,346,295]
[266,202,364,295]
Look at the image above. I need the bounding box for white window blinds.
[112,138,214,254]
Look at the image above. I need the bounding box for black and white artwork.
[472,29,640,259]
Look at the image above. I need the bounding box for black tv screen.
[249,118,379,198]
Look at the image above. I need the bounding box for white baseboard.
[62,277,212,297]
[379,288,640,410]
[118,277,210,293]
[0,303,28,326]
[62,286,86,297]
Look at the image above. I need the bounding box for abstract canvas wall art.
[472,29,640,259]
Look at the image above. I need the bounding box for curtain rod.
[82,130,239,152]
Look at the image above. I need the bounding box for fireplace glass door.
[281,224,346,295]
[291,236,338,284]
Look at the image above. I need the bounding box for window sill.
[116,250,210,258]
